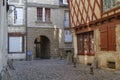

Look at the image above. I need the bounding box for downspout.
[25,0,28,60]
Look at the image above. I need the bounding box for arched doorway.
[34,36,50,59]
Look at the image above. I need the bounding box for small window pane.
[11,8,23,25]
[63,0,68,4]
[45,8,50,22]
[37,8,42,21]
[64,30,72,42]
[64,11,69,27]
[103,0,120,12]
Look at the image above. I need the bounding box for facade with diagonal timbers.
[68,0,120,70]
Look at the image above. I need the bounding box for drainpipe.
[25,0,28,61]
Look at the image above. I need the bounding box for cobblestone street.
[11,58,120,80]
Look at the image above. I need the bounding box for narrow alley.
[10,59,120,80]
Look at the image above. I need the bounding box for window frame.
[9,6,24,25]
[45,8,50,22]
[8,33,24,53]
[64,30,72,43]
[77,31,94,55]
[64,10,69,28]
[59,0,68,5]
[102,0,120,12]
[37,7,43,21]
[37,7,51,22]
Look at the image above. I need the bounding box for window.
[100,25,116,51]
[59,0,68,5]
[37,8,42,21]
[77,31,94,55]
[64,30,72,42]
[8,36,24,53]
[64,11,69,28]
[37,7,51,22]
[10,7,24,25]
[45,8,50,22]
[102,0,120,12]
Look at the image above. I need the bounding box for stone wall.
[95,23,120,70]
[27,27,59,58]
[27,4,73,59]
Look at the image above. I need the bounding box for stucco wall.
[0,0,11,80]
[78,56,95,64]
[27,0,59,5]
[0,0,8,71]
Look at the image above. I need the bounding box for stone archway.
[34,36,50,59]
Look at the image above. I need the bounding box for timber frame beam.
[73,12,120,34]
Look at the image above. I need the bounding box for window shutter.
[100,26,108,51]
[45,8,50,22]
[108,25,116,51]
[77,35,80,55]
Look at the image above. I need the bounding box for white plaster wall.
[8,27,25,32]
[27,7,37,27]
[8,54,26,59]
[27,0,59,5]
[72,30,77,58]
[0,0,2,71]
[0,0,8,71]
[78,55,95,64]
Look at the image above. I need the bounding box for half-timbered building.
[68,0,120,70]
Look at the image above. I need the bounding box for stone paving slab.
[10,59,120,80]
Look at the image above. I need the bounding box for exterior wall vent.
[107,61,116,69]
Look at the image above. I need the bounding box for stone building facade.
[68,0,120,70]
[8,0,26,59]
[7,0,73,60]
[27,0,73,59]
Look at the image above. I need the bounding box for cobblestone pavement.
[10,58,120,80]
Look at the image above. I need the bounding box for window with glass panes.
[37,7,50,22]
[102,0,120,12]
[64,11,69,28]
[77,31,94,55]
[37,8,42,21]
[64,30,72,42]
[8,36,24,53]
[10,6,24,25]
